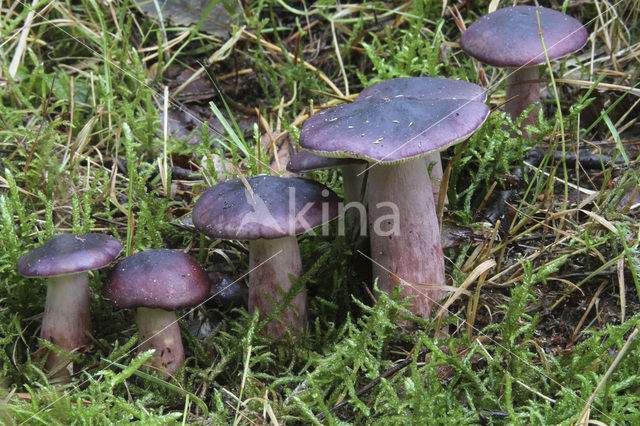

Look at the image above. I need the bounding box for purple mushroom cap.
[299,96,489,163]
[286,150,365,173]
[460,6,588,67]
[358,77,488,103]
[103,249,210,310]
[192,175,341,240]
[18,233,123,277]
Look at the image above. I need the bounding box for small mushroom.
[17,233,123,380]
[300,79,489,318]
[460,6,588,136]
[102,249,210,377]
[192,175,340,339]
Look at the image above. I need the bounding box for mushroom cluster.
[14,5,589,385]
[18,235,213,379]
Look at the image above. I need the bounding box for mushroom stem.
[505,66,540,137]
[425,152,447,204]
[367,158,446,318]
[249,236,304,338]
[341,163,367,230]
[341,164,365,205]
[136,307,185,377]
[41,272,91,377]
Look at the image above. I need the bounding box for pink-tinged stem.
[41,272,91,379]
[367,158,447,318]
[505,66,540,138]
[249,236,304,339]
[136,307,185,377]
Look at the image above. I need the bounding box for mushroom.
[192,175,340,339]
[17,233,123,379]
[102,249,210,377]
[287,150,367,231]
[356,77,488,203]
[460,5,588,136]
[299,79,489,318]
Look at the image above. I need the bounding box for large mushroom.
[356,77,488,202]
[192,175,340,339]
[17,233,123,379]
[300,78,489,318]
[102,249,210,377]
[460,5,588,135]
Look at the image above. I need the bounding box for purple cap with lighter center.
[192,175,341,339]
